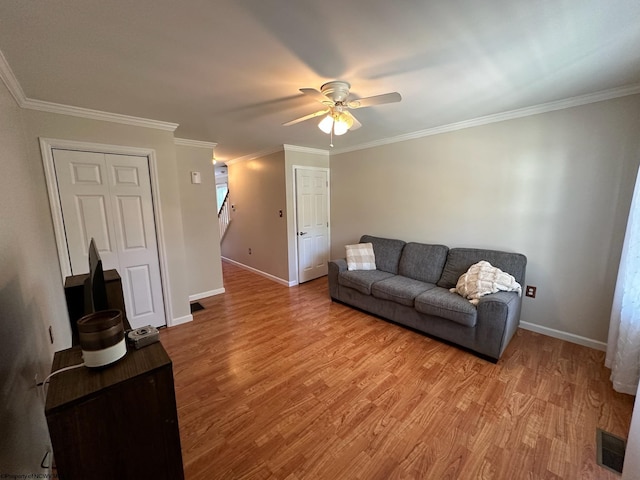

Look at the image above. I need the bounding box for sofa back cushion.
[436,248,527,289]
[398,243,449,284]
[360,235,406,274]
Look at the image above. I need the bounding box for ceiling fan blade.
[344,111,362,131]
[300,88,333,106]
[282,109,330,127]
[348,92,402,109]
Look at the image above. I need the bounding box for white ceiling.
[1,0,639,161]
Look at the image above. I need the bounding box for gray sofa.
[328,235,527,361]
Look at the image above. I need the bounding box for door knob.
[298,232,308,236]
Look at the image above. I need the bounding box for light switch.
[191,171,201,184]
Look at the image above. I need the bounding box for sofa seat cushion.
[415,287,478,327]
[338,270,395,295]
[371,276,436,307]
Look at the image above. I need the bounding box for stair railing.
[218,190,231,240]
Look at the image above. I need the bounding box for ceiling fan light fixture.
[318,112,353,136]
[318,114,334,134]
[286,81,401,137]
[333,116,350,136]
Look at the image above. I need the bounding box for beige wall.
[220,146,330,284]
[0,82,61,472]
[0,82,222,472]
[221,150,289,281]
[330,95,640,344]
[22,109,191,326]
[175,144,224,298]
[284,146,330,282]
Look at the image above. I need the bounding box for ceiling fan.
[283,81,401,144]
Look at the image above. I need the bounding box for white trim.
[145,149,176,328]
[0,49,179,131]
[0,49,26,107]
[40,139,72,279]
[283,144,330,156]
[222,257,297,287]
[229,84,640,160]
[189,288,225,302]
[331,83,640,155]
[174,138,218,149]
[292,165,331,285]
[24,98,178,131]
[38,138,174,329]
[171,314,193,327]
[519,321,607,351]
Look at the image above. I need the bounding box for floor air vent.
[190,302,205,313]
[597,428,626,475]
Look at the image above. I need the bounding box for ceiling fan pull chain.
[330,125,334,148]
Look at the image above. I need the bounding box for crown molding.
[0,47,179,131]
[331,83,640,155]
[174,138,217,149]
[283,144,330,156]
[22,97,179,131]
[0,49,27,107]
[4,41,639,157]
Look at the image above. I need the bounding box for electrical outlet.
[525,285,537,298]
[248,248,252,255]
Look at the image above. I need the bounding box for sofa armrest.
[329,258,348,272]
[328,259,347,299]
[477,291,518,306]
[477,291,522,358]
[477,291,519,323]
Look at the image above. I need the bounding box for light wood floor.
[160,261,634,480]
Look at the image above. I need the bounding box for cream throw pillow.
[451,260,522,305]
[346,243,377,271]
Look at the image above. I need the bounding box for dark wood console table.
[44,341,184,480]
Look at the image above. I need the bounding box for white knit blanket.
[450,260,522,305]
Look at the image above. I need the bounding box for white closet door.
[105,154,165,328]
[53,150,119,273]
[296,168,330,283]
[53,149,166,328]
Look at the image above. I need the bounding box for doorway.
[295,167,330,283]
[40,139,169,329]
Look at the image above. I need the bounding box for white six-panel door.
[296,168,330,283]
[53,149,166,328]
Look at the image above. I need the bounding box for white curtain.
[606,168,640,395]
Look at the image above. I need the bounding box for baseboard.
[221,257,296,287]
[519,321,607,351]
[189,288,225,302]
[170,314,193,327]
